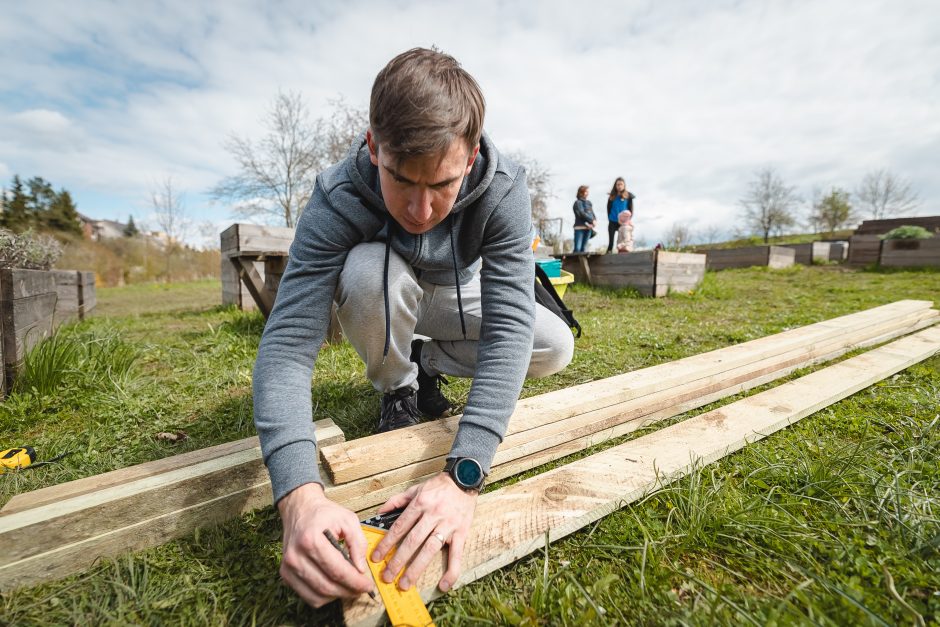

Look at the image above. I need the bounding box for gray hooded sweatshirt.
[253,133,536,503]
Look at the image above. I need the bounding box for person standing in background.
[571,185,596,253]
[606,177,636,253]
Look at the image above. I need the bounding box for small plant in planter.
[880,225,934,240]
[0,228,63,269]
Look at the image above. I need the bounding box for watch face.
[454,458,483,489]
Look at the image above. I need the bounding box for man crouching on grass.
[252,47,574,606]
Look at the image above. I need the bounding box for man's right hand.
[277,482,375,607]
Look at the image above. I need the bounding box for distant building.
[78,213,127,240]
[76,213,170,247]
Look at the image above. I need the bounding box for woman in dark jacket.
[606,177,636,253]
[572,185,596,253]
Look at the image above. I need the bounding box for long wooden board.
[320,300,934,484]
[343,325,940,626]
[0,420,344,588]
[1,419,344,515]
[335,309,938,516]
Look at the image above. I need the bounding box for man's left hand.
[371,472,477,592]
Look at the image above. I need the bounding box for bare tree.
[663,222,693,250]
[739,168,800,243]
[699,224,725,245]
[507,151,554,223]
[151,176,189,280]
[854,169,920,220]
[212,91,319,228]
[315,96,369,167]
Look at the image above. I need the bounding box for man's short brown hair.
[370,47,485,159]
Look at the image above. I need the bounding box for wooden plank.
[80,272,96,317]
[233,256,274,317]
[320,300,933,484]
[343,325,940,626]
[0,420,344,569]
[332,309,939,516]
[232,223,295,255]
[1,269,56,301]
[1,419,344,515]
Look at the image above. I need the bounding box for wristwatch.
[444,457,486,492]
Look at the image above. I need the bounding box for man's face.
[367,131,479,234]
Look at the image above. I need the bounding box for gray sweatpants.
[335,242,574,393]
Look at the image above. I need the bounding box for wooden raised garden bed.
[0,268,97,394]
[220,223,294,315]
[559,250,705,297]
[879,237,940,268]
[704,245,795,271]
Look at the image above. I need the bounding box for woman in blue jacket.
[572,185,596,253]
[606,177,636,253]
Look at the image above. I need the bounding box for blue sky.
[1,0,938,248]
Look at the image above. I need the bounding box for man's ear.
[465,144,480,175]
[366,129,379,167]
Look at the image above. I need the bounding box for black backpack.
[534,264,582,338]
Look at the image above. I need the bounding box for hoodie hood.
[345,131,499,218]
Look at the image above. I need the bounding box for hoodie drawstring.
[382,218,392,363]
[449,213,467,340]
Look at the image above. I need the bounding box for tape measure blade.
[361,525,435,627]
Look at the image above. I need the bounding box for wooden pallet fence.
[560,250,705,296]
[343,325,940,626]
[880,237,940,268]
[704,245,795,270]
[320,300,933,484]
[0,419,344,591]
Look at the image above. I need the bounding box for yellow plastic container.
[549,270,574,297]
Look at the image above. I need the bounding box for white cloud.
[0,0,938,243]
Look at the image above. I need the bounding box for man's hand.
[372,472,477,593]
[277,482,375,607]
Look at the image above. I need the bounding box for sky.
[1,0,938,249]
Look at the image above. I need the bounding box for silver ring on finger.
[433,532,447,545]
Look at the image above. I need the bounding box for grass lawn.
[1,265,938,625]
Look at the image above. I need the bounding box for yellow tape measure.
[361,510,435,627]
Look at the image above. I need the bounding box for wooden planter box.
[847,235,881,266]
[704,245,795,271]
[220,223,294,311]
[879,237,940,268]
[782,242,832,265]
[0,268,97,394]
[51,270,96,325]
[828,241,848,262]
[561,251,706,297]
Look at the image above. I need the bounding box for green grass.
[1,266,938,625]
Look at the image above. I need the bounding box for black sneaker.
[376,387,422,433]
[411,340,455,418]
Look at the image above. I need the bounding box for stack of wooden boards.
[1,301,938,616]
[341,302,940,626]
